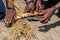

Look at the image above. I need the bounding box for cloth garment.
[0,0,6,20]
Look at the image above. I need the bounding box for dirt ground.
[0,15,60,40]
[1,0,60,40]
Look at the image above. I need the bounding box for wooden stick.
[16,12,39,19]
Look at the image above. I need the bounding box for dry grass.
[7,19,38,40]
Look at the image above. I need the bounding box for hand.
[25,2,35,13]
[35,0,44,15]
[39,8,55,23]
[4,9,16,25]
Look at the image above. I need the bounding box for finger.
[9,17,12,24]
[38,5,44,12]
[4,16,7,23]
[40,18,45,22]
[39,16,44,18]
[40,15,50,23]
[7,11,13,24]
[25,3,34,13]
[4,12,8,23]
[8,15,11,24]
[6,11,10,24]
[40,16,49,23]
[35,5,39,12]
[8,13,13,24]
[38,9,43,15]
[9,12,15,24]
[39,12,48,22]
[25,6,31,13]
[4,14,9,24]
[6,12,12,25]
[35,9,38,12]
[14,15,16,19]
[38,10,46,16]
[30,7,34,14]
[6,17,9,25]
[4,18,7,24]
[25,7,29,13]
[30,10,34,14]
[39,17,45,22]
[39,10,44,15]
[43,13,53,23]
[44,18,49,23]
[25,4,29,12]
[42,10,45,13]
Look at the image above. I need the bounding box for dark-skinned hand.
[25,2,35,13]
[4,9,16,25]
[39,8,55,23]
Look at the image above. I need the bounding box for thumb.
[42,10,46,14]
[38,10,46,16]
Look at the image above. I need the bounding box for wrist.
[52,6,59,14]
[51,7,55,11]
[7,7,15,10]
[6,0,14,9]
[52,6,59,10]
[7,8,15,12]
[26,0,36,3]
[56,2,60,9]
[7,9,16,14]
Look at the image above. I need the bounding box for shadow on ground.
[38,21,60,32]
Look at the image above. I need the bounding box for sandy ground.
[1,0,60,40]
[0,15,60,40]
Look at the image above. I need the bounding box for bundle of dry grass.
[8,19,38,40]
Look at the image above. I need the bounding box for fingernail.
[5,21,7,24]
[9,21,11,24]
[6,22,9,25]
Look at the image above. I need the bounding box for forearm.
[56,2,60,9]
[37,0,43,6]
[6,0,14,9]
[51,2,60,14]
[51,2,60,11]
